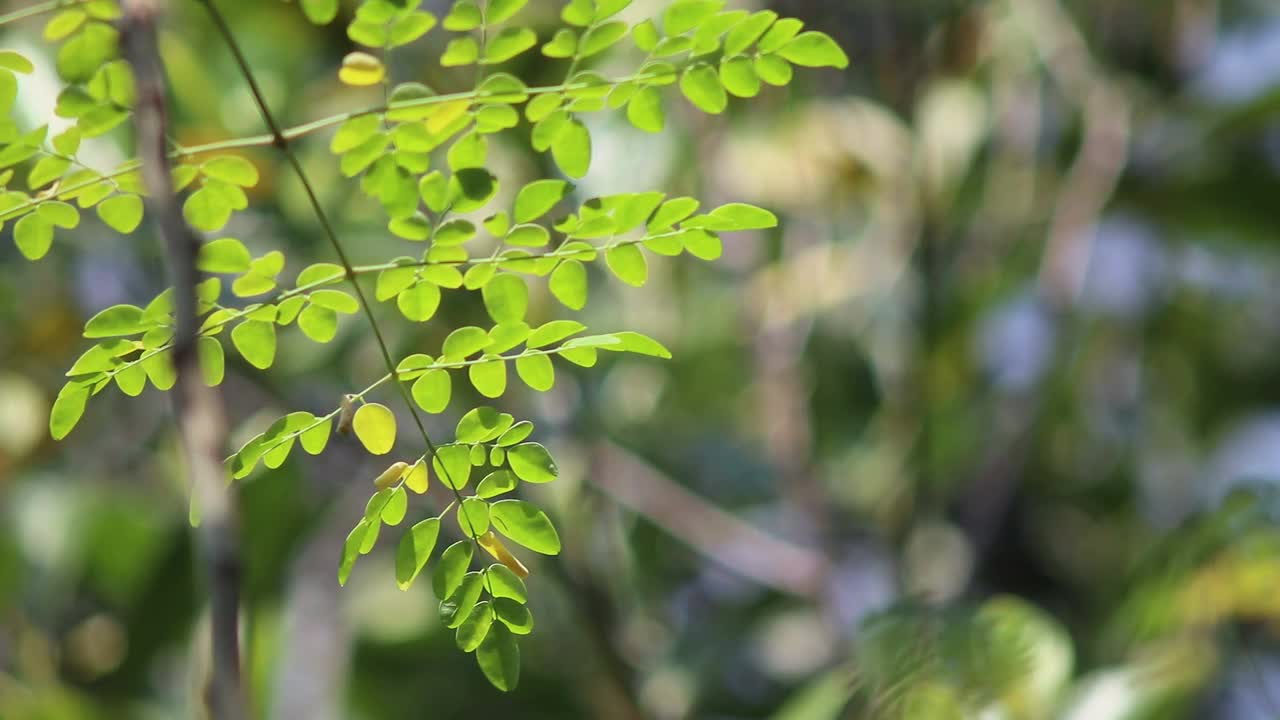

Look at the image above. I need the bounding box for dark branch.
[119,2,244,718]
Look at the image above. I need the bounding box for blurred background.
[4,0,1280,717]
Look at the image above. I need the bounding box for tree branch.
[119,2,244,718]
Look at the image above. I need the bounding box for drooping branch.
[119,2,244,718]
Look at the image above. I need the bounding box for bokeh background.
[5,0,1280,717]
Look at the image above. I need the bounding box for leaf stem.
[196,0,484,544]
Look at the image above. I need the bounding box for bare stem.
[118,1,243,718]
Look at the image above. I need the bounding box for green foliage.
[10,0,840,694]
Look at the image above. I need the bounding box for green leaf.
[56,22,118,83]
[435,218,477,246]
[377,263,418,300]
[515,354,554,391]
[580,21,629,58]
[115,362,146,396]
[183,187,231,232]
[142,350,177,390]
[353,403,397,455]
[503,224,549,248]
[490,500,561,554]
[398,281,442,322]
[382,486,408,525]
[433,444,473,490]
[626,86,665,133]
[561,0,593,26]
[513,179,572,223]
[551,118,591,178]
[664,0,724,35]
[442,326,491,360]
[202,156,259,187]
[231,319,276,369]
[724,10,777,54]
[84,304,148,338]
[527,320,586,348]
[28,155,70,189]
[755,54,793,86]
[680,62,728,114]
[389,11,438,47]
[300,417,330,454]
[49,382,89,440]
[298,304,338,343]
[609,330,672,358]
[310,289,359,313]
[681,229,722,260]
[496,421,534,446]
[632,20,659,52]
[606,244,647,286]
[720,56,761,98]
[37,201,80,229]
[542,29,577,58]
[487,0,528,24]
[456,601,495,652]
[483,27,538,64]
[198,237,252,273]
[433,540,473,599]
[549,260,588,310]
[331,115,382,153]
[649,197,700,231]
[96,194,144,233]
[704,202,778,230]
[475,623,520,691]
[300,0,339,24]
[441,572,485,628]
[411,369,452,413]
[14,214,53,261]
[339,520,372,585]
[45,12,86,42]
[595,0,632,21]
[395,517,440,590]
[482,274,528,324]
[456,406,509,443]
[486,563,527,601]
[507,442,557,483]
[469,356,507,398]
[441,36,479,66]
[778,31,849,69]
[758,18,803,54]
[493,597,533,634]
[477,470,518,499]
[443,0,482,30]
[198,336,225,386]
[460,497,491,535]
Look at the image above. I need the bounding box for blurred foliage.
[5,0,1280,718]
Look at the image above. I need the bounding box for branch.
[591,441,830,598]
[195,0,483,544]
[119,2,244,718]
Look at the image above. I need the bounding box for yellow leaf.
[375,461,409,490]
[339,51,386,86]
[478,531,529,578]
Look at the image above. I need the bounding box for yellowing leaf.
[353,402,397,455]
[339,51,386,86]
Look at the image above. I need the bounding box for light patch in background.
[343,555,435,641]
[577,112,675,198]
[10,478,81,573]
[1193,15,1280,104]
[977,291,1055,392]
[749,608,835,681]
[0,373,48,459]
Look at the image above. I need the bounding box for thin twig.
[118,2,243,718]
[195,0,484,546]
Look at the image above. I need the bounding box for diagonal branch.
[194,0,480,539]
[119,2,244,719]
